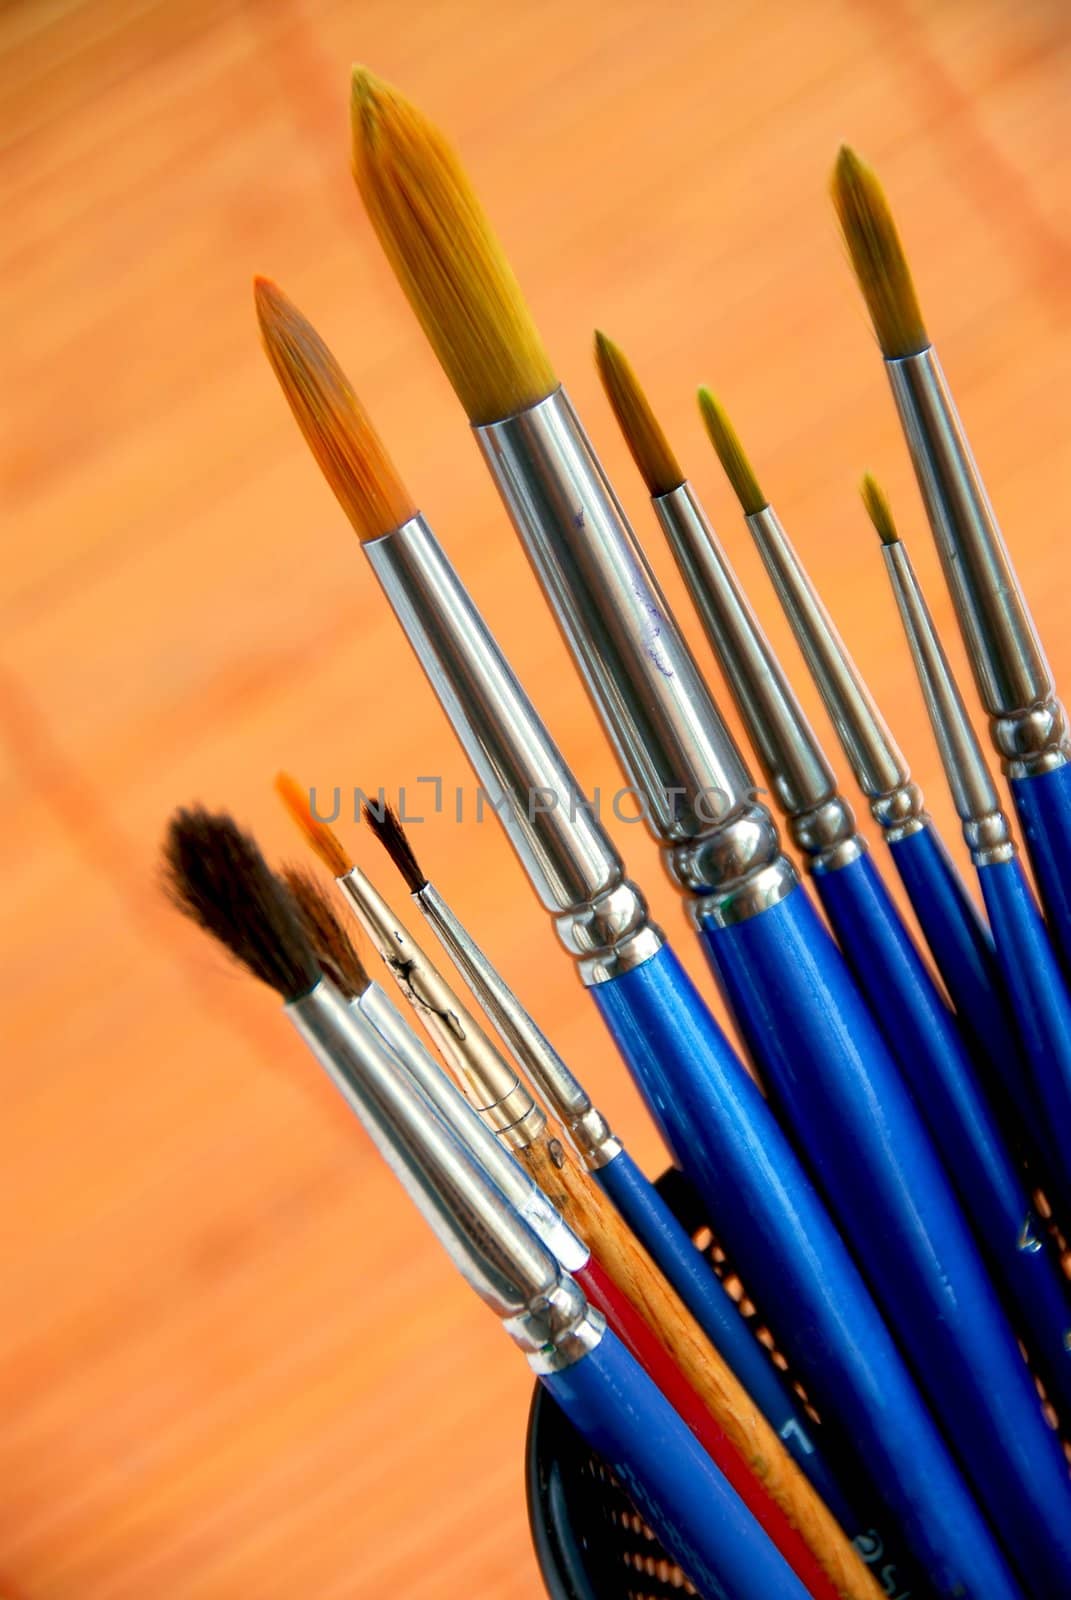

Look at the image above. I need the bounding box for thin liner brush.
[695,382,1052,1187]
[164,810,817,1600]
[362,802,896,1571]
[276,787,869,1600]
[833,146,1071,981]
[868,479,1071,1324]
[696,391,1071,1592]
[596,339,1070,1434]
[256,279,1021,1600]
[349,68,1069,1589]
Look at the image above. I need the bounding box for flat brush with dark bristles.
[164,813,810,1598]
[605,341,1071,1507]
[365,798,911,1576]
[256,278,1025,1600]
[699,386,1042,1167]
[869,482,1071,1329]
[833,146,1071,981]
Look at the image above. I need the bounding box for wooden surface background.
[3,1,1071,1594]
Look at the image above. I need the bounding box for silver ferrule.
[746,502,927,841]
[287,978,585,1352]
[354,981,589,1272]
[657,482,864,874]
[364,513,661,983]
[882,539,1016,867]
[477,388,795,919]
[887,348,1069,778]
[337,865,546,1148]
[414,881,621,1170]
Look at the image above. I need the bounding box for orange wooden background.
[4,1,1071,1594]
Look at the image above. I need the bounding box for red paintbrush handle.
[577,1253,843,1600]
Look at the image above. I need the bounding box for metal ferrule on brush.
[886,348,1069,779]
[364,511,662,982]
[747,502,928,841]
[882,539,1016,868]
[413,880,621,1170]
[657,481,863,874]
[352,980,590,1271]
[288,976,601,1368]
[336,863,545,1148]
[476,388,796,925]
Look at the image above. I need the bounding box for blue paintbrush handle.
[592,941,1022,1600]
[1012,761,1071,981]
[887,824,1042,1129]
[979,853,1071,1199]
[596,1147,859,1534]
[814,851,1071,1424]
[698,884,1071,1597]
[541,1323,814,1600]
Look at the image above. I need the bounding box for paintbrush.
[276,785,880,1600]
[596,335,1071,1429]
[347,72,1071,1595]
[358,802,901,1566]
[692,381,1042,1171]
[164,808,821,1600]
[832,146,1071,981]
[867,477,1071,1334]
[254,275,1023,1600]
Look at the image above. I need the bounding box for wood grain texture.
[518,1136,882,1600]
[2,2,1070,1596]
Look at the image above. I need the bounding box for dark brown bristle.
[254,277,416,543]
[696,389,768,516]
[362,800,428,894]
[282,865,371,1001]
[275,773,353,878]
[831,147,928,360]
[594,332,685,498]
[350,67,556,426]
[163,807,321,1001]
[860,473,901,546]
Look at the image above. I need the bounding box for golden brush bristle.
[831,147,928,360]
[860,473,901,546]
[274,772,353,879]
[594,332,684,498]
[255,277,415,542]
[350,67,556,426]
[697,389,767,516]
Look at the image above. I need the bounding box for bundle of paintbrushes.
[162,65,1071,1600]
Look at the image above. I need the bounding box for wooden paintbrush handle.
[519,1131,883,1600]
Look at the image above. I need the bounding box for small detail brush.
[598,338,1067,1438]
[833,146,1071,981]
[361,800,891,1562]
[256,276,1021,1600]
[164,808,817,1600]
[695,377,1049,1181]
[277,787,872,1600]
[868,477,1071,1327]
